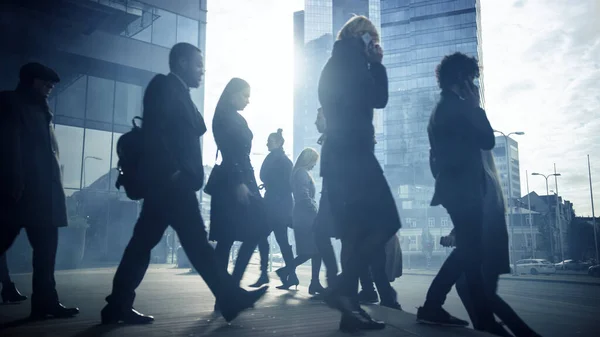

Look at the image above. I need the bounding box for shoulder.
[145,74,169,95]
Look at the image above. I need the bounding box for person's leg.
[231,240,259,285]
[0,253,11,285]
[370,246,397,307]
[314,228,338,285]
[249,236,270,287]
[169,190,268,323]
[214,239,234,274]
[358,266,378,303]
[484,270,539,337]
[273,226,294,268]
[27,226,79,318]
[105,202,168,309]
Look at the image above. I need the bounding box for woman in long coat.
[276,148,325,294]
[248,129,295,288]
[454,151,541,337]
[208,78,269,301]
[317,16,401,331]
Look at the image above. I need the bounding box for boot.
[276,271,299,290]
[1,282,27,303]
[249,272,269,288]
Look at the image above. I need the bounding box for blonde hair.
[293,148,319,172]
[336,15,380,44]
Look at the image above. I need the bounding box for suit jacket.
[428,90,495,210]
[140,73,206,192]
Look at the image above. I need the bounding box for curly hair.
[435,52,480,90]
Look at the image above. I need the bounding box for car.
[588,265,600,277]
[555,259,590,271]
[513,259,556,275]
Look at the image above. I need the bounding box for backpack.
[115,117,145,200]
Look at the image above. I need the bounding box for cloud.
[483,0,600,216]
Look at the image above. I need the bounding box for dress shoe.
[220,286,268,322]
[249,273,269,288]
[308,281,326,295]
[101,305,154,324]
[339,309,386,333]
[30,302,79,320]
[1,282,27,303]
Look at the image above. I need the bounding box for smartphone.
[361,32,375,53]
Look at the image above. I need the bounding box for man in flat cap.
[0,62,79,319]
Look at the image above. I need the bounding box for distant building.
[492,135,522,202]
[293,0,380,197]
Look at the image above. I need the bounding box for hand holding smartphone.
[362,33,383,63]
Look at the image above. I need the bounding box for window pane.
[152,9,177,48]
[114,82,142,126]
[110,132,123,192]
[176,15,199,46]
[83,129,113,190]
[54,125,84,189]
[56,75,87,119]
[86,76,115,123]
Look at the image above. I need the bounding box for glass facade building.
[380,0,483,260]
[492,136,522,202]
[0,0,208,268]
[294,0,381,194]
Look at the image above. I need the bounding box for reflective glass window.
[54,125,84,189]
[56,75,87,119]
[152,9,177,48]
[86,76,115,124]
[176,15,199,46]
[83,129,113,190]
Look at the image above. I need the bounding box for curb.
[402,272,600,286]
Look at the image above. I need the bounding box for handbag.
[204,149,222,196]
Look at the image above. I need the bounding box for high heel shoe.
[276,272,300,290]
[308,281,326,295]
[1,282,27,303]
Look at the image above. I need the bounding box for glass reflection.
[176,15,199,46]
[56,75,87,119]
[114,82,142,126]
[152,9,177,48]
[83,129,112,189]
[54,125,84,189]
[86,76,115,123]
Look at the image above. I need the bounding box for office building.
[380,0,484,260]
[492,135,522,202]
[0,0,208,266]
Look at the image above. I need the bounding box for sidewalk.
[400,269,600,286]
[0,266,492,337]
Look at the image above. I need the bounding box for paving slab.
[0,265,492,337]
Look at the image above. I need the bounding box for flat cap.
[19,62,60,83]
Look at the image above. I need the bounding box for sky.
[204,0,600,216]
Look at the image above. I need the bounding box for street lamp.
[494,130,524,275]
[531,171,562,262]
[83,156,103,188]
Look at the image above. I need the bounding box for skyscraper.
[492,136,522,202]
[380,0,483,218]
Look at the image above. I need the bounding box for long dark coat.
[209,107,268,243]
[317,37,401,238]
[0,86,67,229]
[259,147,293,230]
[291,168,318,256]
[481,151,511,275]
[313,135,337,238]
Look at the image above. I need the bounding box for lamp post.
[83,156,103,188]
[494,130,524,274]
[588,155,598,263]
[531,171,562,262]
[525,170,535,258]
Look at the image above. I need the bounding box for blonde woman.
[452,152,542,337]
[318,15,401,332]
[276,148,326,294]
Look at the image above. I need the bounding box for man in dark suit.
[416,52,502,335]
[101,43,267,324]
[0,62,79,319]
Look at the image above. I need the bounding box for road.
[277,263,600,337]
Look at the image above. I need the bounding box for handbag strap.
[214,148,220,163]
